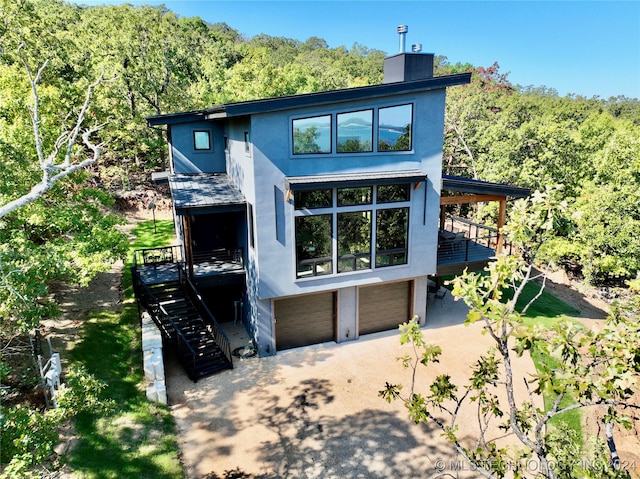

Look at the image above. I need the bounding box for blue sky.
[79,0,640,99]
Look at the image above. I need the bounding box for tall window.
[376,208,409,267]
[378,104,412,151]
[337,109,373,153]
[292,115,331,154]
[338,211,371,272]
[294,184,411,278]
[295,215,333,277]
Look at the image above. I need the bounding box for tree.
[380,187,639,478]
[0,47,104,218]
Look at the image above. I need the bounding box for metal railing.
[132,266,232,380]
[181,269,233,369]
[133,246,244,269]
[133,245,183,268]
[440,215,514,255]
[192,248,244,267]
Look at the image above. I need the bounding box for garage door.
[359,281,412,335]
[274,292,336,351]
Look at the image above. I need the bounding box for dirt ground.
[40,210,639,479]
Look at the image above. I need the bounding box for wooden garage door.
[274,292,336,351]
[359,281,412,335]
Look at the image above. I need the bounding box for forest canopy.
[1,0,639,332]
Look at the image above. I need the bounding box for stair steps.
[136,278,233,381]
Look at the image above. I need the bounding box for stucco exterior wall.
[164,86,449,356]
[249,90,445,301]
[170,121,226,174]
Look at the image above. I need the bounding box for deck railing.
[133,246,245,276]
[192,248,244,268]
[133,245,183,268]
[440,215,513,255]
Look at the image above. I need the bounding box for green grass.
[445,273,586,445]
[67,219,182,478]
[513,280,584,446]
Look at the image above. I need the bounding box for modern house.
[132,39,528,380]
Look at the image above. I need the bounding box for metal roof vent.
[412,43,422,53]
[397,25,408,53]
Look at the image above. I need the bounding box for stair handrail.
[131,267,201,378]
[156,304,200,379]
[179,266,234,369]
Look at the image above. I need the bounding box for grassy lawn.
[514,280,585,445]
[445,273,586,443]
[66,219,183,478]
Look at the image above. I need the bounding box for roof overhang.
[148,73,471,126]
[442,175,531,198]
[168,173,246,215]
[285,170,427,191]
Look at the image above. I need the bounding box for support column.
[182,215,194,278]
[496,198,507,254]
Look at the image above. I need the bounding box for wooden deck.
[436,234,496,275]
[133,246,245,287]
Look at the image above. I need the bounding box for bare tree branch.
[0,49,106,219]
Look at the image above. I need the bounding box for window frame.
[377,103,413,152]
[292,114,332,155]
[290,103,415,158]
[193,130,211,151]
[336,108,373,154]
[293,183,411,279]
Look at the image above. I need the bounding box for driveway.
[165,292,536,479]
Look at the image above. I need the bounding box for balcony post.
[496,198,507,253]
[182,216,194,278]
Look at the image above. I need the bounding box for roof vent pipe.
[412,43,422,53]
[397,25,408,53]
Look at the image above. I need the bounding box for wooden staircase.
[133,271,233,382]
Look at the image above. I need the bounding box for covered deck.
[133,245,245,286]
[436,175,529,275]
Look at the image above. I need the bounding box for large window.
[294,184,411,278]
[378,104,412,151]
[292,103,413,156]
[337,109,373,153]
[295,215,333,277]
[293,115,331,154]
[338,211,371,272]
[376,208,409,267]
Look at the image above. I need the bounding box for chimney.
[397,25,408,53]
[384,26,434,83]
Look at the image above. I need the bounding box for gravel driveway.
[165,292,537,479]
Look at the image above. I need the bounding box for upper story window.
[193,130,211,150]
[292,115,331,154]
[337,109,373,153]
[292,104,413,156]
[378,104,412,151]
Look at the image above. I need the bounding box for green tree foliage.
[0,365,114,477]
[381,190,640,479]
[443,62,640,283]
[0,0,128,336]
